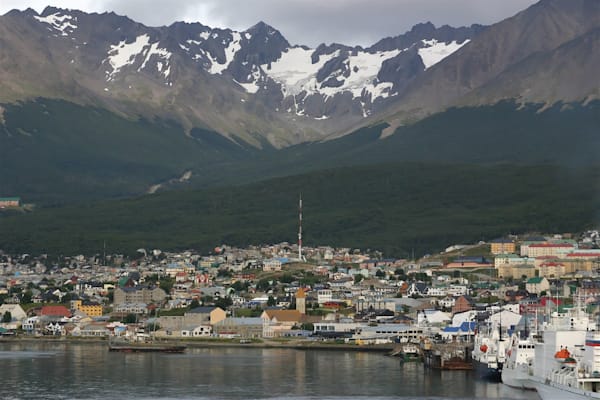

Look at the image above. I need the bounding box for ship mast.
[298,193,303,261]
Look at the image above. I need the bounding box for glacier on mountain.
[418,39,470,69]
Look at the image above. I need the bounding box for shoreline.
[0,336,396,353]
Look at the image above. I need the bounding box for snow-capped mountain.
[0,0,597,147]
[225,22,479,119]
[0,6,482,145]
[32,7,478,120]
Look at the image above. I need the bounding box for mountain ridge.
[376,0,600,128]
[0,5,487,146]
[2,0,596,147]
[0,1,598,254]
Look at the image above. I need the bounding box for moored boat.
[472,321,506,381]
[501,332,536,390]
[398,343,421,361]
[108,336,186,353]
[527,301,600,400]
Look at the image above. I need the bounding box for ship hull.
[472,358,501,382]
[501,364,535,390]
[532,380,600,400]
[108,343,186,353]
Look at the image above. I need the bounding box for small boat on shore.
[108,336,186,353]
[389,343,421,361]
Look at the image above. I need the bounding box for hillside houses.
[0,231,597,343]
[493,237,600,278]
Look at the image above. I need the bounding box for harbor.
[0,340,538,400]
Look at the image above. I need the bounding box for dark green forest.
[1,162,597,257]
[0,99,598,257]
[1,99,598,205]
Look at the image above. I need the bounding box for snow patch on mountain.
[363,81,395,101]
[208,32,242,74]
[235,80,259,94]
[261,47,338,96]
[139,42,172,79]
[103,35,173,81]
[418,39,470,69]
[34,12,77,36]
[235,65,263,93]
[256,46,402,109]
[105,34,151,80]
[320,49,402,99]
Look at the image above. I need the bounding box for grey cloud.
[105,0,539,47]
[4,0,540,47]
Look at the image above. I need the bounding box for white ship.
[527,303,600,400]
[501,331,536,390]
[472,322,506,381]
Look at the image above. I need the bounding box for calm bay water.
[0,342,539,400]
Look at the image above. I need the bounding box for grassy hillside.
[0,162,597,257]
[0,99,257,204]
[181,100,600,189]
[1,99,598,206]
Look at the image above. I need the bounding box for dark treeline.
[0,162,597,258]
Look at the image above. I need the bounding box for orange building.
[79,302,103,317]
[490,238,516,255]
[71,299,103,317]
[0,197,20,208]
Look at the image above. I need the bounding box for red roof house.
[40,305,72,318]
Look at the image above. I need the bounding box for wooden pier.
[421,341,473,370]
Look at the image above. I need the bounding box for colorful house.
[490,238,516,255]
[0,197,20,208]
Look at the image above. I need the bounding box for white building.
[22,316,39,333]
[494,253,534,268]
[0,304,27,321]
[114,303,148,314]
[447,285,469,296]
[263,259,282,272]
[353,324,426,343]
[181,325,212,337]
[317,289,333,305]
[417,309,451,326]
[314,321,363,335]
[488,310,523,328]
[426,287,446,297]
[438,296,456,309]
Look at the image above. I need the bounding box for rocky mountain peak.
[247,21,280,35]
[244,20,290,50]
[1,1,592,148]
[40,6,66,16]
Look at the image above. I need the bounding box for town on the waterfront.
[2,228,600,400]
[0,1,597,400]
[0,229,598,344]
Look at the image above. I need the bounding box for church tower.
[295,287,306,314]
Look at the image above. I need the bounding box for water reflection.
[0,342,539,400]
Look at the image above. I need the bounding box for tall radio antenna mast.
[298,193,303,261]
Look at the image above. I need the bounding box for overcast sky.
[0,0,539,47]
